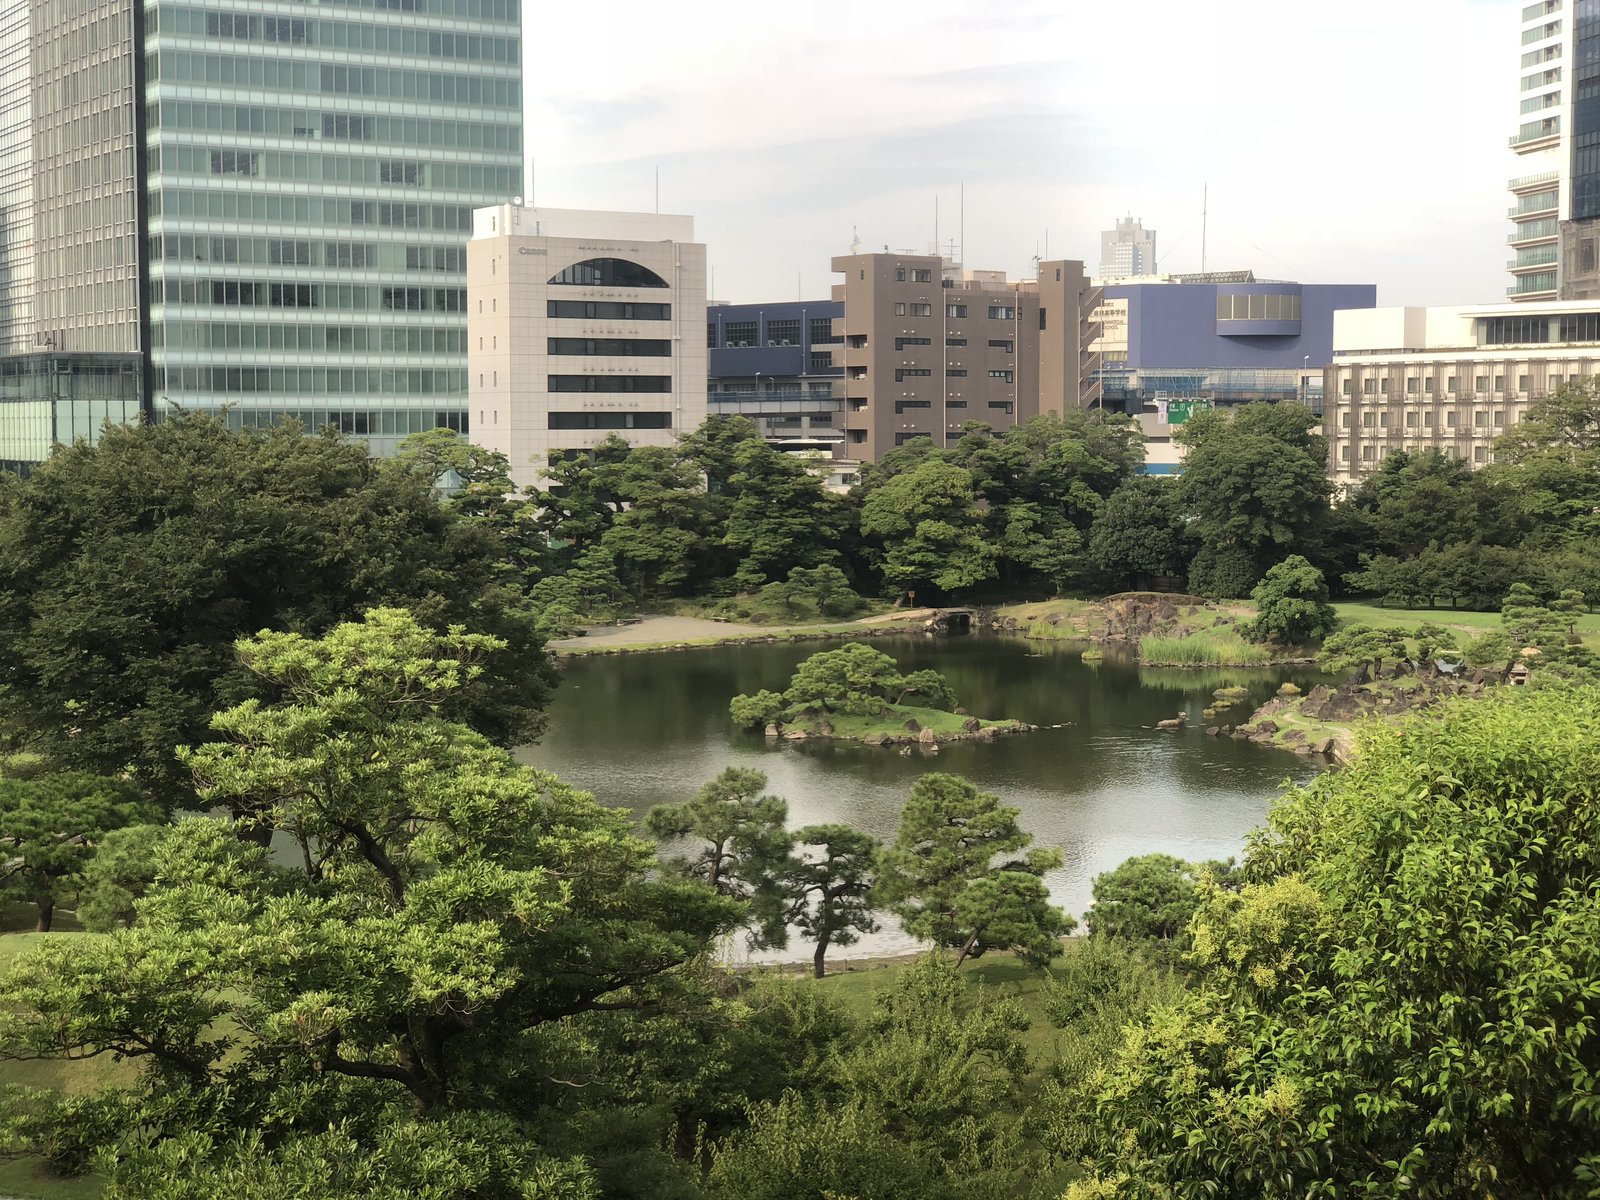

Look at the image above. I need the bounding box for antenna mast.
[1201,182,1208,274]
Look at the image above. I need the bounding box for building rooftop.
[471,204,695,243]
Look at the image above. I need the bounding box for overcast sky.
[524,0,1514,307]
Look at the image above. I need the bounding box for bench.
[710,615,733,623]
[614,617,642,626]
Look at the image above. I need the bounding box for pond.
[519,634,1328,961]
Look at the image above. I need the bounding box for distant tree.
[874,773,1072,967]
[893,668,958,711]
[780,644,909,717]
[859,459,997,597]
[760,564,861,620]
[1491,379,1600,544]
[529,434,633,555]
[1317,624,1410,678]
[1411,622,1460,663]
[773,824,881,978]
[1464,628,1514,671]
[598,446,714,601]
[997,501,1087,594]
[0,773,156,931]
[721,439,849,590]
[646,768,793,942]
[1345,448,1517,559]
[728,690,787,731]
[1089,476,1193,588]
[1240,556,1338,645]
[73,823,164,932]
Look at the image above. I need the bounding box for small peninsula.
[729,644,1036,747]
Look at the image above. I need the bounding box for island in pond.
[729,644,1036,748]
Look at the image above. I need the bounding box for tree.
[597,446,713,601]
[874,773,1072,967]
[1085,853,1210,943]
[645,768,793,942]
[0,772,156,931]
[1065,686,1600,1198]
[720,439,848,591]
[779,644,908,717]
[728,690,786,731]
[72,822,164,932]
[1316,623,1409,678]
[1345,448,1517,560]
[1088,476,1193,589]
[1240,555,1337,645]
[894,668,958,711]
[1491,380,1600,545]
[774,824,880,978]
[858,459,996,597]
[0,609,738,1189]
[0,413,554,803]
[1175,403,1334,596]
[996,501,1087,594]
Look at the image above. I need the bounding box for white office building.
[467,205,707,491]
[1098,216,1156,282]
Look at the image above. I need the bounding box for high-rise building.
[466,204,707,493]
[1099,216,1156,281]
[1506,0,1600,302]
[830,252,1099,462]
[0,0,522,469]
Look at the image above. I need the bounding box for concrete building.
[1325,300,1600,486]
[1099,216,1156,281]
[830,252,1100,462]
[1506,0,1600,301]
[1092,273,1377,419]
[0,0,522,469]
[706,299,845,450]
[467,204,707,492]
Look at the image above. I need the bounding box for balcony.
[1510,116,1561,148]
[1507,198,1558,218]
[1508,226,1559,245]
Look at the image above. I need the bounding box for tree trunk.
[35,898,53,932]
[813,936,829,979]
[953,928,981,968]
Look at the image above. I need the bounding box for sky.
[524,0,1515,307]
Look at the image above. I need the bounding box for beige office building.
[830,253,1100,461]
[1326,301,1600,487]
[467,205,707,490]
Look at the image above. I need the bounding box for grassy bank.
[802,703,1020,741]
[1138,630,1273,667]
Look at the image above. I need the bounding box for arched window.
[547,258,669,288]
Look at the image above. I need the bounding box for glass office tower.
[143,0,522,450]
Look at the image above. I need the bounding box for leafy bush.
[1239,555,1337,645]
[729,689,786,731]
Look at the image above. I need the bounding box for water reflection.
[520,635,1325,960]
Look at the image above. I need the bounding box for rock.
[763,724,780,737]
[953,707,968,716]
[782,729,808,740]
[1155,718,1185,730]
[898,746,913,757]
[917,727,938,744]
[902,718,921,733]
[961,716,982,732]
[1205,726,1221,737]
[1311,737,1335,755]
[925,742,940,753]
[1279,729,1307,746]
[1277,681,1301,696]
[862,733,888,747]
[1201,707,1220,720]
[1220,724,1233,735]
[1254,719,1279,735]
[815,720,834,737]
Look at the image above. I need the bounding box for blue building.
[1096,273,1378,417]
[706,299,844,450]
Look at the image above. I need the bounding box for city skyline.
[523,0,1514,307]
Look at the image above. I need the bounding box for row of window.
[546,375,673,393]
[1340,370,1589,394]
[149,146,511,194]
[893,302,1018,320]
[547,300,671,321]
[892,267,935,282]
[1342,444,1500,465]
[149,189,474,231]
[891,336,1014,352]
[1338,409,1510,429]
[149,53,521,107]
[146,101,521,154]
[547,411,672,430]
[547,337,670,357]
[151,236,464,273]
[207,406,471,435]
[891,399,1015,413]
[548,258,667,288]
[150,278,466,311]
[891,367,1012,382]
[151,320,467,354]
[1482,313,1600,343]
[709,317,838,347]
[166,8,520,64]
[1216,293,1302,321]
[152,366,466,394]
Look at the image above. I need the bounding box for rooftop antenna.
[528,156,535,208]
[654,166,659,214]
[959,182,965,267]
[1201,182,1208,274]
[934,194,940,258]
[850,225,861,254]
[797,271,802,301]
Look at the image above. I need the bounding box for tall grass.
[1138,631,1272,667]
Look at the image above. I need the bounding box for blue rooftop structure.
[706,299,845,450]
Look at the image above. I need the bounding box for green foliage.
[73,823,164,932]
[1085,854,1211,943]
[1316,622,1409,676]
[760,564,862,621]
[894,668,958,711]
[0,609,739,1190]
[646,768,793,944]
[859,459,997,596]
[775,824,881,978]
[1239,555,1337,645]
[1137,631,1272,667]
[1410,621,1459,662]
[874,773,1073,967]
[0,773,157,931]
[1183,542,1261,601]
[779,644,933,718]
[1088,476,1192,589]
[728,689,786,731]
[1501,582,1599,679]
[1069,686,1600,1197]
[0,413,553,802]
[1463,627,1514,670]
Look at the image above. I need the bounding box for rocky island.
[729,644,1038,749]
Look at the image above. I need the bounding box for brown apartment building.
[831,253,1100,460]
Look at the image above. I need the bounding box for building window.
[895,369,931,381]
[849,430,867,444]
[1362,412,1376,427]
[1494,410,1506,425]
[1406,378,1418,394]
[706,323,717,348]
[210,149,259,175]
[547,258,669,288]
[946,304,967,318]
[911,268,933,282]
[1518,374,1531,392]
[1363,378,1376,394]
[948,369,967,377]
[1447,411,1458,427]
[1361,445,1375,461]
[1039,308,1047,330]
[547,375,673,393]
[1405,411,1418,427]
[894,302,907,316]
[1447,376,1457,392]
[1494,374,1506,392]
[910,303,933,316]
[548,300,671,320]
[894,432,928,446]
[988,370,1013,382]
[1559,313,1600,340]
[765,319,801,345]
[988,401,1014,413]
[895,268,906,281]
[809,353,833,371]
[947,400,967,408]
[1424,412,1435,426]
[1340,411,1352,427]
[547,411,673,430]
[988,339,1014,352]
[1474,446,1488,462]
[547,338,671,357]
[947,337,967,346]
[895,337,931,349]
[894,400,931,412]
[1342,379,1353,396]
[988,305,1016,320]
[722,321,757,346]
[1474,375,1488,393]
[1425,377,1435,393]
[811,317,841,344]
[1339,446,1350,461]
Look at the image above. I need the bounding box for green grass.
[0,1160,103,1200]
[993,598,1095,642]
[811,703,1014,740]
[1138,631,1273,667]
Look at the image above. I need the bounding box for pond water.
[519,635,1328,961]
